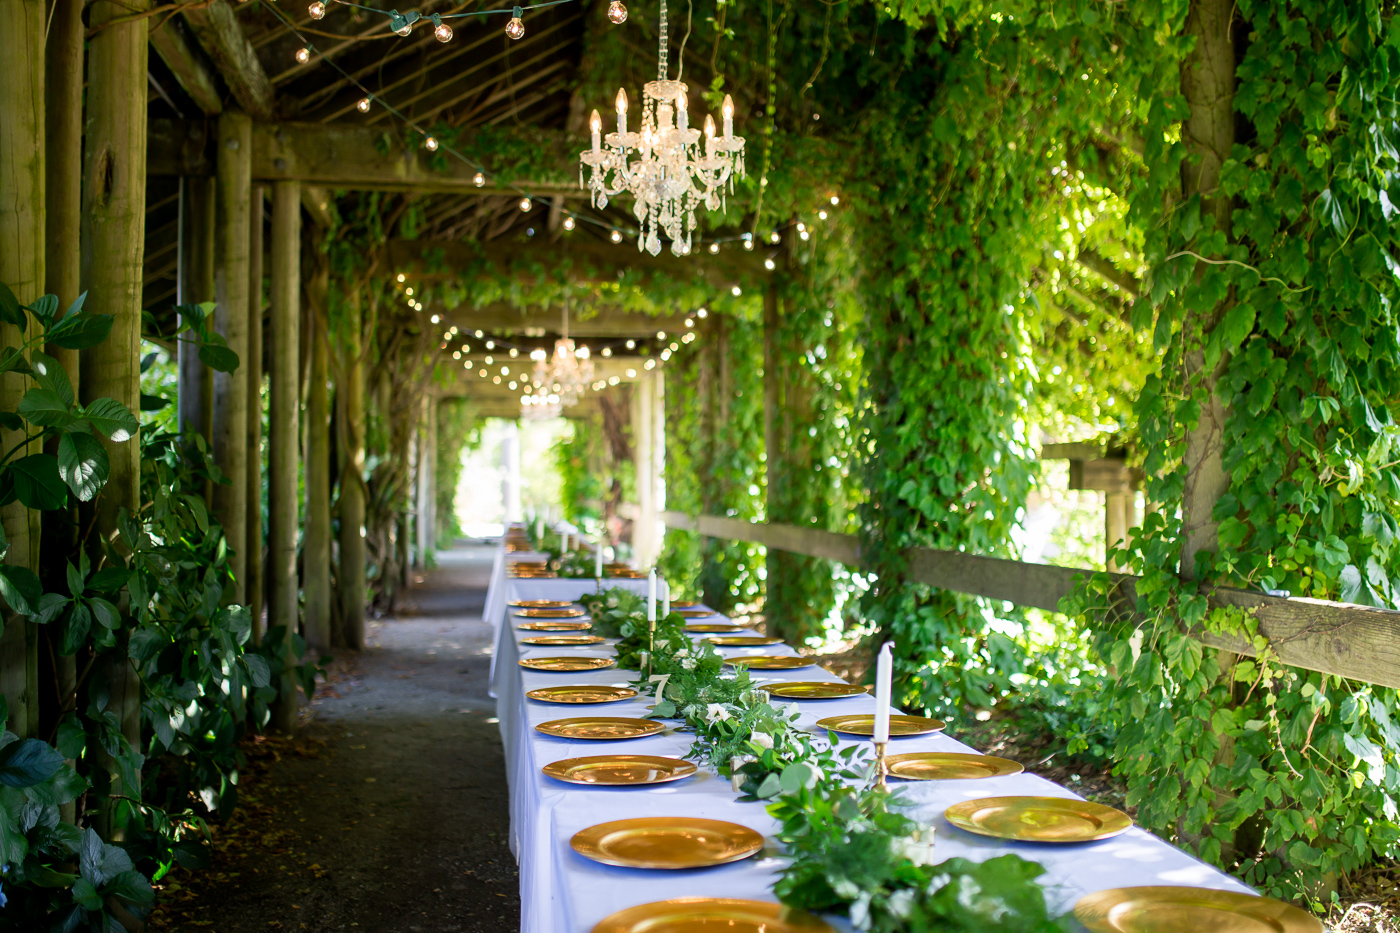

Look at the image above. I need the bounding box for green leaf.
[46,313,114,350]
[139,393,171,412]
[779,760,819,793]
[29,351,74,406]
[27,294,58,321]
[71,877,102,911]
[82,398,138,442]
[17,387,75,427]
[0,282,24,329]
[0,564,43,616]
[0,347,31,377]
[87,567,130,594]
[57,431,110,502]
[1317,187,1348,236]
[9,453,67,511]
[89,597,118,631]
[0,738,64,787]
[56,720,85,759]
[198,343,240,374]
[754,772,782,798]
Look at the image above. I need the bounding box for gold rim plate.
[526,685,639,704]
[686,623,745,633]
[725,655,816,670]
[571,817,763,869]
[543,755,697,786]
[763,682,868,700]
[816,714,945,737]
[1074,886,1322,933]
[945,795,1133,843]
[521,634,606,646]
[886,752,1023,780]
[510,599,576,608]
[675,608,717,618]
[592,899,834,933]
[516,607,587,618]
[536,717,664,740]
[518,621,593,632]
[707,636,785,647]
[670,601,701,609]
[519,656,616,672]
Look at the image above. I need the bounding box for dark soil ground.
[150,545,520,933]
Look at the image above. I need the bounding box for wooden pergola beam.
[148,118,577,195]
[181,2,276,120]
[149,16,223,116]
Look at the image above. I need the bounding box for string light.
[308,0,326,18]
[610,230,623,243]
[607,0,627,23]
[357,96,372,112]
[625,339,636,349]
[473,172,485,187]
[742,233,754,251]
[764,258,775,270]
[684,318,693,327]
[396,273,406,283]
[602,347,612,357]
[434,20,453,41]
[563,216,575,231]
[430,314,440,323]
[405,287,414,296]
[731,286,742,296]
[708,243,719,254]
[609,376,620,385]
[520,197,532,211]
[425,136,439,151]
[770,232,781,244]
[505,6,525,38]
[391,10,418,35]
[295,46,311,63]
[830,195,840,205]
[818,209,828,220]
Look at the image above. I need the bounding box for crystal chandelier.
[521,308,593,418]
[578,0,744,257]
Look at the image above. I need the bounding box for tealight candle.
[873,642,893,744]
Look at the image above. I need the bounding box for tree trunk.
[246,185,265,637]
[337,291,366,650]
[0,0,46,739]
[81,0,150,837]
[212,111,251,604]
[268,181,301,732]
[302,247,331,653]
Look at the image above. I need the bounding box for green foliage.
[552,419,605,529]
[578,586,645,638]
[434,398,478,546]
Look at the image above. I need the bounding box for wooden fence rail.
[654,510,1400,690]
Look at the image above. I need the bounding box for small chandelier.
[521,307,594,418]
[578,0,744,257]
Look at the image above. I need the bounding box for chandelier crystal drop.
[578,0,744,257]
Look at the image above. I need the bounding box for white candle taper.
[594,537,604,578]
[661,579,670,618]
[874,641,893,744]
[535,515,543,542]
[647,569,657,623]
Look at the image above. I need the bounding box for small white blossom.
[886,889,916,919]
[849,892,872,930]
[750,731,774,750]
[674,648,690,659]
[681,657,698,670]
[705,703,731,724]
[606,595,619,608]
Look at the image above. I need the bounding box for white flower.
[681,657,698,670]
[606,595,619,608]
[705,703,731,724]
[831,876,860,900]
[886,889,916,919]
[674,648,690,659]
[683,704,704,720]
[898,834,939,868]
[750,731,774,750]
[849,892,872,930]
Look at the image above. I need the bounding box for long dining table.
[487,544,1257,933]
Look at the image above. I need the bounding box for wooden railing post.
[246,185,266,637]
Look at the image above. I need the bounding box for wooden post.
[0,0,46,738]
[1106,493,1130,573]
[212,111,251,604]
[337,290,367,650]
[81,0,149,836]
[302,247,331,653]
[44,0,83,809]
[415,397,437,568]
[246,185,265,635]
[179,175,216,456]
[268,180,301,731]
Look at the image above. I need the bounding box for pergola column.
[415,396,436,568]
[179,174,215,451]
[501,421,521,524]
[81,0,149,834]
[247,185,265,635]
[0,0,46,738]
[268,180,301,730]
[302,249,331,653]
[212,111,251,603]
[337,291,366,650]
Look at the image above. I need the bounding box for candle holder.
[874,740,889,790]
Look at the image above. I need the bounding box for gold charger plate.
[542,755,697,786]
[886,752,1023,780]
[726,655,816,670]
[944,796,1132,843]
[516,607,586,618]
[518,621,593,632]
[675,608,716,618]
[1074,886,1322,933]
[519,656,615,672]
[526,685,639,704]
[592,898,834,933]
[510,599,575,608]
[816,714,946,737]
[536,717,664,740]
[707,636,785,647]
[571,817,763,869]
[521,634,606,646]
[671,600,701,609]
[686,623,744,634]
[763,682,868,700]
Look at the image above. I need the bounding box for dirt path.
[154,545,520,933]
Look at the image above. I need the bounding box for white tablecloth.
[488,549,1255,933]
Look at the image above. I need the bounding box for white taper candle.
[873,641,893,744]
[595,537,604,578]
[647,569,657,623]
[661,579,670,618]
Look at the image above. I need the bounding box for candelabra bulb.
[424,136,438,151]
[607,0,627,23]
[307,0,325,18]
[473,172,485,187]
[434,21,453,41]
[616,88,629,114]
[590,109,602,134]
[294,46,311,63]
[505,7,525,38]
[722,94,735,120]
[356,96,371,112]
[703,114,715,138]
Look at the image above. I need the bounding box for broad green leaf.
[27,294,58,321]
[0,565,42,616]
[30,351,74,406]
[46,313,114,350]
[9,453,67,511]
[0,738,64,787]
[87,567,130,594]
[57,431,109,502]
[198,343,240,374]
[139,393,171,412]
[82,397,138,442]
[0,282,24,329]
[17,387,75,427]
[0,347,31,377]
[55,720,85,759]
[1316,187,1348,236]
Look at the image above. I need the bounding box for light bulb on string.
[610,230,623,243]
[295,46,311,64]
[473,172,485,187]
[830,195,840,205]
[424,136,438,151]
[563,216,575,231]
[357,96,372,113]
[607,0,627,23]
[708,243,719,254]
[434,21,453,42]
[390,10,418,35]
[520,198,532,212]
[308,0,326,18]
[770,232,780,244]
[743,235,754,251]
[818,209,828,220]
[505,6,525,38]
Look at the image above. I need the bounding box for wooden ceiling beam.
[182,2,277,120]
[149,16,224,116]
